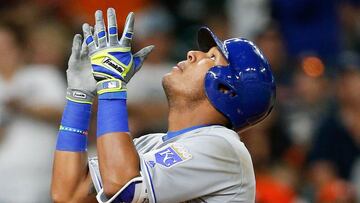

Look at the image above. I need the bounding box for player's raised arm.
[51,34,97,203]
[85,8,154,200]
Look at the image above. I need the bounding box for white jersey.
[90,125,255,203]
[0,65,66,202]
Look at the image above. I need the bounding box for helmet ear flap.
[205,66,234,99]
[204,65,239,126]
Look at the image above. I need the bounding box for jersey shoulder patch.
[153,143,192,168]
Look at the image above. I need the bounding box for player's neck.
[167,99,227,132]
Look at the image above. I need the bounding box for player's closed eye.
[210,54,216,60]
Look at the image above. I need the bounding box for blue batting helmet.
[198,27,276,131]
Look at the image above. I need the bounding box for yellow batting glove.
[82,8,154,95]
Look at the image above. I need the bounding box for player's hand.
[83,8,154,87]
[66,34,97,103]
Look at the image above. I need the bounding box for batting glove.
[83,8,154,96]
[66,34,97,104]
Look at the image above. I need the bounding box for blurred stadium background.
[0,0,359,202]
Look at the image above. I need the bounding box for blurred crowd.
[0,0,359,202]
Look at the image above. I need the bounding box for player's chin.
[162,73,172,87]
[163,68,180,81]
[162,73,180,90]
[162,74,173,97]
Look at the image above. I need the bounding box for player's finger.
[119,12,134,47]
[90,26,98,47]
[82,23,96,53]
[133,45,155,71]
[71,34,82,59]
[95,10,107,48]
[80,39,89,59]
[107,8,119,46]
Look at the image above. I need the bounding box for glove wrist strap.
[97,79,127,95]
[66,88,95,104]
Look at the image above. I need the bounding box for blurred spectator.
[271,0,342,65]
[307,52,360,203]
[127,4,174,137]
[226,0,271,40]
[279,57,332,169]
[160,0,228,61]
[0,22,24,139]
[26,21,70,69]
[0,21,66,202]
[161,0,227,23]
[241,114,297,203]
[308,161,357,203]
[308,52,360,179]
[0,1,45,30]
[339,1,360,53]
[243,111,291,165]
[255,165,298,203]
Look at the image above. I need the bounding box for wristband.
[97,92,129,137]
[59,125,88,135]
[56,100,92,152]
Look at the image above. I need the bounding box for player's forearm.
[51,151,90,202]
[84,8,153,199]
[52,99,94,202]
[97,132,140,196]
[51,32,97,202]
[96,96,141,196]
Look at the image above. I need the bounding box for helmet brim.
[197,27,228,59]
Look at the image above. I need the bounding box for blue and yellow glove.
[82,8,154,137]
[82,8,154,98]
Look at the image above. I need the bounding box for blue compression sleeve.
[97,92,129,137]
[56,100,91,152]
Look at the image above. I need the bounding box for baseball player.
[51,8,275,203]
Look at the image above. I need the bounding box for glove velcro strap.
[97,79,127,95]
[66,89,95,104]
